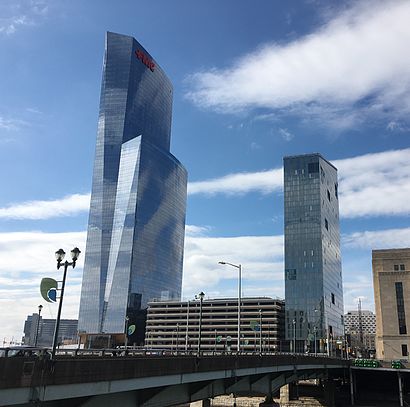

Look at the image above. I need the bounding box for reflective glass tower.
[284,153,343,352]
[78,32,187,334]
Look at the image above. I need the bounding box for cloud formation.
[0,193,90,220]
[2,148,410,220]
[1,147,409,221]
[0,116,25,131]
[335,149,410,218]
[342,227,410,250]
[1,222,408,340]
[186,1,410,126]
[189,148,410,219]
[0,0,48,35]
[188,168,283,196]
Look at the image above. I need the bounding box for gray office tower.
[284,154,343,353]
[78,32,187,335]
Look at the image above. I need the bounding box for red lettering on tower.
[135,49,155,72]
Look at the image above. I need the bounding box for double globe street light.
[52,247,81,359]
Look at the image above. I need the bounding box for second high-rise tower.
[284,153,344,353]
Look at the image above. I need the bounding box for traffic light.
[392,360,402,369]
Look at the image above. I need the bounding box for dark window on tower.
[395,282,407,335]
[335,183,338,198]
[402,344,408,357]
[400,264,406,271]
[394,264,399,271]
[285,269,297,280]
[308,162,319,173]
[327,189,331,202]
[331,293,335,304]
[325,219,329,230]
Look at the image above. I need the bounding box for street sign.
[40,278,58,303]
[250,320,260,332]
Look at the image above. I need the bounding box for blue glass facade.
[284,154,343,350]
[78,32,187,334]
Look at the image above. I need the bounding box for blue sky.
[1,0,410,342]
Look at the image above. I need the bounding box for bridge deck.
[0,353,346,390]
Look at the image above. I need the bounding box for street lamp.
[259,309,262,354]
[34,304,43,347]
[326,312,330,357]
[313,308,319,356]
[176,323,180,352]
[52,247,81,359]
[124,316,129,348]
[292,318,296,354]
[196,291,205,354]
[218,261,242,353]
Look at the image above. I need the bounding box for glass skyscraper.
[78,32,187,334]
[284,153,343,352]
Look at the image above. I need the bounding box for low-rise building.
[373,248,410,360]
[344,310,376,353]
[145,297,285,352]
[23,314,78,347]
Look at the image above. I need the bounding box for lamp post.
[124,316,129,348]
[34,304,43,347]
[292,318,296,354]
[52,247,81,359]
[196,291,205,354]
[259,309,262,354]
[176,323,180,352]
[326,312,330,357]
[185,300,190,351]
[218,261,242,353]
[313,308,319,356]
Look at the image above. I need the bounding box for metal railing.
[0,346,346,359]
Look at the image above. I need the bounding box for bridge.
[0,351,347,407]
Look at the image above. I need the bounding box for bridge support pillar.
[398,372,404,407]
[190,399,210,407]
[323,379,335,407]
[280,382,298,403]
[349,368,355,405]
[279,384,290,404]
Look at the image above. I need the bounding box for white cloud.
[186,0,410,127]
[185,225,211,237]
[0,193,90,220]
[0,116,25,131]
[342,275,375,313]
[188,168,283,196]
[278,128,294,142]
[188,148,410,219]
[0,0,48,35]
[0,231,86,274]
[182,234,284,299]
[2,148,410,220]
[1,223,407,340]
[342,227,410,250]
[335,148,410,218]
